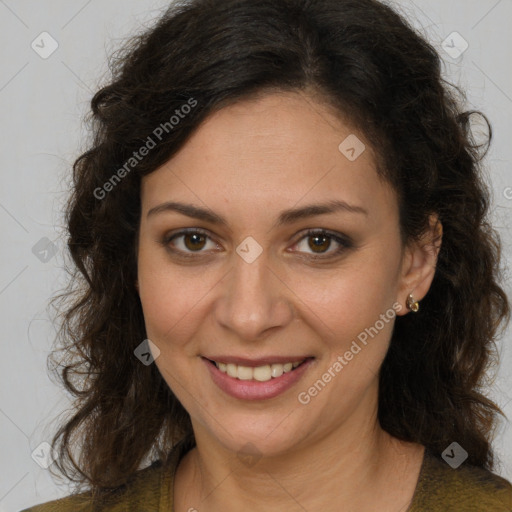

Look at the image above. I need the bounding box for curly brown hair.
[46,0,510,500]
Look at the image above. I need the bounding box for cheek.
[137,243,227,355]
[291,248,401,383]
[137,245,199,346]
[294,254,399,333]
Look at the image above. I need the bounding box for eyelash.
[160,228,353,260]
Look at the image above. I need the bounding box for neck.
[174,391,424,512]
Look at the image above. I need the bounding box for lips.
[203,356,314,400]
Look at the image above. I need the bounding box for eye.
[160,228,353,259]
[292,229,353,257]
[162,228,219,255]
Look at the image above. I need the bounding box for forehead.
[140,91,397,225]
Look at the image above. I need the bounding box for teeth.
[237,366,253,380]
[214,360,304,382]
[253,365,272,381]
[271,363,284,378]
[226,363,237,378]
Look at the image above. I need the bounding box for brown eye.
[292,230,353,258]
[183,233,207,251]
[162,229,218,255]
[308,234,331,253]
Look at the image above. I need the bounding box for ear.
[395,214,442,316]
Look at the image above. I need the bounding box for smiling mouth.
[206,358,310,382]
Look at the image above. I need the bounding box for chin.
[194,408,312,459]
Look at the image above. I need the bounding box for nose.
[214,248,295,342]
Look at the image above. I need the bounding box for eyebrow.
[146,199,368,227]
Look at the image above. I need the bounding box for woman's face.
[137,91,426,457]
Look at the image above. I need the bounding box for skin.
[136,90,442,512]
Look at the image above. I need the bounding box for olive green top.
[21,437,512,511]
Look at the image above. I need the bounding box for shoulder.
[19,458,167,512]
[410,449,512,511]
[19,492,94,512]
[20,435,195,512]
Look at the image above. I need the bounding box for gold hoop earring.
[406,293,419,312]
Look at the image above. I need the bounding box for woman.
[22,0,512,510]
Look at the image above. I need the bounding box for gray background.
[1,1,511,510]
